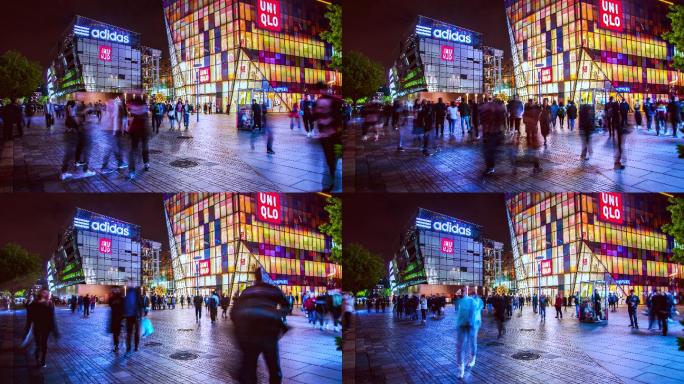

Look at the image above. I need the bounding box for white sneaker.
[458,364,465,379]
[82,170,96,178]
[467,357,476,368]
[60,172,73,181]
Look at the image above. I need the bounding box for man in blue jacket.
[123,282,144,354]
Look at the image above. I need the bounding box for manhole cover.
[170,351,199,360]
[177,328,194,332]
[145,342,162,347]
[520,328,535,332]
[512,351,541,360]
[170,159,199,168]
[486,341,504,347]
[148,149,163,154]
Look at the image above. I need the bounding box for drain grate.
[177,328,194,332]
[520,328,535,332]
[170,351,199,360]
[177,135,193,139]
[486,341,504,347]
[512,351,541,360]
[148,149,163,154]
[170,159,199,168]
[145,342,162,347]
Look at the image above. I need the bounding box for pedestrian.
[220,293,230,318]
[101,98,127,173]
[251,99,263,131]
[24,288,59,368]
[458,99,471,134]
[264,108,275,154]
[626,289,640,329]
[455,287,482,379]
[82,294,90,318]
[23,99,35,130]
[509,94,524,134]
[554,293,563,319]
[634,100,642,129]
[480,96,506,176]
[342,292,354,332]
[522,99,542,172]
[434,97,447,136]
[549,99,559,129]
[123,282,144,354]
[493,294,506,338]
[420,294,428,324]
[643,97,655,131]
[579,100,595,161]
[289,103,300,130]
[447,101,459,135]
[651,289,669,336]
[182,99,191,131]
[668,95,681,138]
[539,294,547,321]
[127,96,151,180]
[573,291,580,318]
[230,268,288,384]
[193,293,203,323]
[109,287,124,352]
[566,101,577,131]
[532,293,538,313]
[209,290,219,323]
[152,100,164,134]
[416,100,434,156]
[168,101,177,130]
[539,98,551,145]
[313,85,343,191]
[557,101,566,129]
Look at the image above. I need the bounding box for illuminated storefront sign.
[540,67,553,84]
[614,279,630,285]
[257,0,282,32]
[599,0,624,32]
[540,259,553,276]
[441,45,454,62]
[99,45,112,62]
[415,16,475,45]
[415,210,476,238]
[73,24,130,44]
[198,67,211,84]
[615,86,631,93]
[272,279,289,285]
[73,208,137,239]
[99,238,112,254]
[257,192,281,224]
[441,238,454,253]
[599,192,624,224]
[198,260,210,276]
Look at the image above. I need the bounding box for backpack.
[332,294,342,308]
[557,107,566,117]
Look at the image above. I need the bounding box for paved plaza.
[0,113,341,192]
[344,116,684,192]
[0,305,341,384]
[348,304,684,384]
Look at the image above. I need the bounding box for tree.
[320,3,342,71]
[342,243,384,295]
[0,51,43,100]
[0,243,43,300]
[664,5,684,70]
[343,51,385,105]
[319,196,342,264]
[663,197,684,264]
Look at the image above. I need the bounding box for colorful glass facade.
[505,0,684,106]
[162,0,340,113]
[164,193,341,298]
[506,193,684,302]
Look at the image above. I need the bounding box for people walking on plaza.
[566,101,577,131]
[518,295,524,314]
[579,100,595,161]
[123,283,144,354]
[24,288,59,368]
[82,294,91,318]
[23,100,35,130]
[459,98,471,134]
[532,293,538,313]
[522,99,542,171]
[549,99,559,130]
[70,295,77,313]
[668,95,681,138]
[539,294,547,321]
[480,96,506,176]
[493,293,506,338]
[557,101,566,129]
[634,100,642,129]
[416,100,435,156]
[101,98,127,173]
[455,287,483,379]
[643,97,655,131]
[221,294,230,318]
[127,96,151,180]
[315,292,329,330]
[152,100,163,134]
[554,294,563,319]
[573,291,580,318]
[471,98,481,139]
[230,268,288,384]
[193,293,203,323]
[626,289,640,329]
[651,289,669,336]
[182,99,191,131]
[313,85,343,192]
[109,287,124,352]
[251,99,263,132]
[301,94,315,137]
[619,98,630,131]
[434,98,447,136]
[209,290,219,323]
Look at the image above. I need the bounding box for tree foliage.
[342,243,384,295]
[0,243,42,298]
[342,51,385,105]
[0,51,43,100]
[663,197,684,264]
[319,196,342,264]
[664,5,684,70]
[320,3,342,70]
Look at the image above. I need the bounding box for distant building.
[141,239,162,290]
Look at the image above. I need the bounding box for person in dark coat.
[667,95,682,138]
[434,98,447,136]
[579,101,595,160]
[566,101,577,131]
[651,289,669,336]
[626,289,640,329]
[251,99,263,131]
[416,100,434,156]
[123,284,144,353]
[231,268,289,384]
[493,294,506,338]
[193,293,203,322]
[539,98,551,145]
[221,293,231,318]
[605,96,621,139]
[24,288,59,367]
[109,287,124,352]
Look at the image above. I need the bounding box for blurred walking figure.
[109,287,124,352]
[152,100,164,134]
[668,95,681,138]
[289,103,300,130]
[493,293,506,338]
[508,95,524,134]
[447,101,459,135]
[209,290,219,323]
[480,96,506,176]
[455,287,483,379]
[251,99,263,131]
[314,86,343,192]
[182,99,191,131]
[416,100,434,156]
[123,282,144,354]
[221,294,230,318]
[24,288,59,368]
[539,98,551,146]
[301,94,315,137]
[522,99,542,172]
[61,100,95,180]
[193,293,203,322]
[127,96,151,180]
[82,294,91,318]
[626,289,640,329]
[554,293,563,318]
[231,268,288,384]
[101,98,127,173]
[566,101,577,131]
[539,294,547,321]
[579,101,595,160]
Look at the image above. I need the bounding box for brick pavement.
[350,304,684,384]
[0,113,341,192]
[344,116,684,192]
[0,305,341,384]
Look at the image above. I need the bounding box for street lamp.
[193,63,203,123]
[535,255,544,301]
[535,63,545,104]
[193,255,201,296]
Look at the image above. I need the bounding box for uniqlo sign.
[441,238,454,254]
[198,67,211,84]
[540,259,553,276]
[99,45,112,62]
[257,0,282,32]
[99,238,112,254]
[599,192,624,224]
[540,66,553,83]
[599,0,624,32]
[441,45,454,62]
[198,260,210,276]
[257,192,281,224]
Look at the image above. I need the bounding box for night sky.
[0,194,168,262]
[343,193,510,262]
[0,0,169,69]
[343,0,510,70]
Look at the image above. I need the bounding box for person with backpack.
[152,100,164,134]
[566,101,577,131]
[549,99,559,129]
[643,97,655,131]
[193,293,203,322]
[330,290,343,332]
[182,99,191,131]
[579,100,595,160]
[557,101,566,129]
[458,99,471,134]
[209,290,220,323]
[127,96,151,180]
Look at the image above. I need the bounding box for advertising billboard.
[598,192,624,224]
[256,192,282,224]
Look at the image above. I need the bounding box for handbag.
[141,317,154,338]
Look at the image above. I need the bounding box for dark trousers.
[33,329,49,364]
[83,304,90,317]
[239,338,282,384]
[153,115,162,133]
[74,130,90,172]
[112,319,122,348]
[129,132,150,171]
[435,115,445,135]
[646,114,653,130]
[125,317,140,352]
[210,307,217,322]
[512,117,521,132]
[421,308,427,321]
[303,115,314,132]
[222,307,228,318]
[615,129,624,165]
[628,309,638,327]
[658,313,668,336]
[555,306,562,318]
[482,132,502,171]
[195,305,202,321]
[320,134,340,189]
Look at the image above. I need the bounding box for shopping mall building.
[161,0,341,113]
[388,208,503,297]
[505,193,684,301]
[163,193,341,298]
[47,208,160,300]
[389,15,504,102]
[505,0,684,105]
[46,15,161,103]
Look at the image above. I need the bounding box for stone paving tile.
[344,116,684,192]
[1,113,341,192]
[350,304,684,384]
[0,305,341,384]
